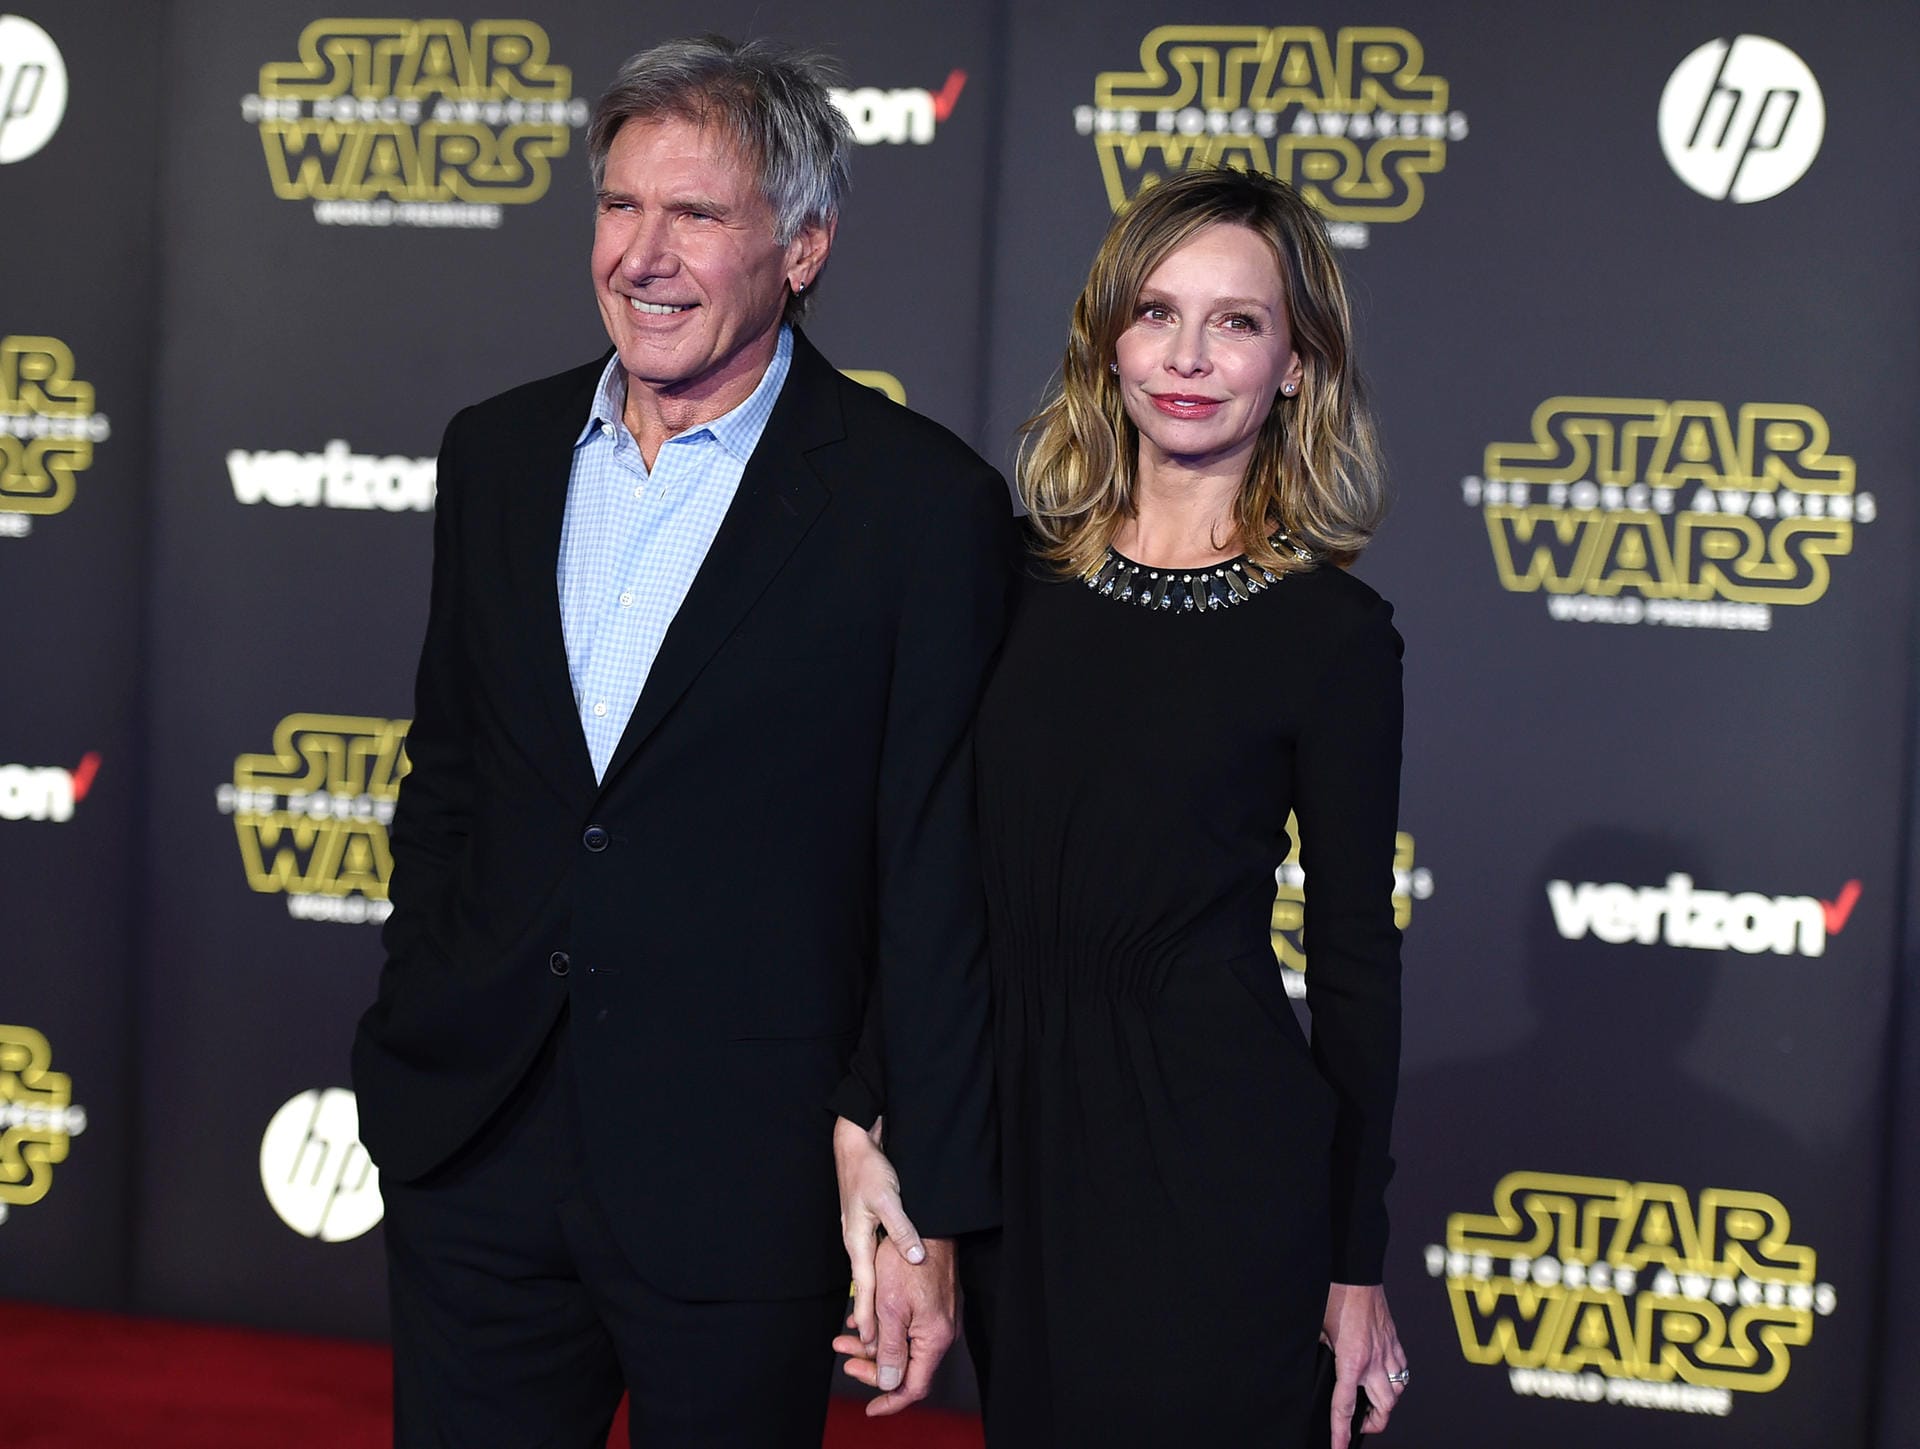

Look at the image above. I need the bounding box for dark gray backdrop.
[0,1,163,1310]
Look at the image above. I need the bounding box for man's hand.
[831,1235,958,1416]
[1323,1282,1408,1448]
[834,1116,925,1355]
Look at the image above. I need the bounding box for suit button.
[582,825,610,852]
[549,951,570,976]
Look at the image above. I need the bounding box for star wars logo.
[1428,1172,1836,1416]
[0,336,112,536]
[841,369,907,405]
[1270,815,1430,997]
[1463,398,1874,632]
[240,19,586,229]
[1074,26,1468,248]
[0,1025,88,1228]
[215,713,410,924]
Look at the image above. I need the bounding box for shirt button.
[583,825,610,852]
[633,485,646,500]
[619,591,634,607]
[549,951,571,976]
[592,701,608,717]
[601,423,614,438]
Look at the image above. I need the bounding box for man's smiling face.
[591,116,819,418]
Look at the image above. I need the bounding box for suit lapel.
[596,331,843,793]
[498,357,604,803]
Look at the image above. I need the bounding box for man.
[351,36,1010,1446]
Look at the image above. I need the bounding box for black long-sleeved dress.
[974,543,1404,1447]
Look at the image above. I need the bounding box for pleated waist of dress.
[988,930,1278,1005]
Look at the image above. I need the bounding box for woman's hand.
[833,1115,926,1354]
[1322,1282,1408,1447]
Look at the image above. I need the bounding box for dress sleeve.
[1294,593,1404,1283]
[859,462,1016,1236]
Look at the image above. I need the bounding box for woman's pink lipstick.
[1148,393,1223,418]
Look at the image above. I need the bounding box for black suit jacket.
[352,330,1013,1301]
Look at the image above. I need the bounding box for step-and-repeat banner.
[4,4,1915,1445]
[0,2,164,1311]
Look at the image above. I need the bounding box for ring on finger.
[1387,1368,1411,1386]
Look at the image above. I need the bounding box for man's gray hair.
[587,35,853,255]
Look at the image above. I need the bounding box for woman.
[975,167,1409,1446]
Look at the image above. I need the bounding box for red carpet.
[0,1303,983,1449]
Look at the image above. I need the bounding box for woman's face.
[1112,223,1304,476]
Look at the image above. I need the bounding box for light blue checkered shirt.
[558,326,792,781]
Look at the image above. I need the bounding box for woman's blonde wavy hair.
[1017,167,1386,578]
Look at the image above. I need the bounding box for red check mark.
[931,69,968,122]
[1820,879,1861,935]
[70,751,101,801]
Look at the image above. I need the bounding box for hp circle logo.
[259,1087,384,1242]
[1659,36,1824,203]
[0,14,67,165]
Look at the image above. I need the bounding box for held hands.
[1323,1282,1409,1448]
[832,1115,959,1416]
[832,1234,959,1416]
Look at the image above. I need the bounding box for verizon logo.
[0,752,100,822]
[1547,873,1859,958]
[227,439,435,511]
[829,70,966,144]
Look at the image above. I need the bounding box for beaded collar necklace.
[1081,535,1314,613]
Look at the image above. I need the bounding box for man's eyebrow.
[595,189,734,216]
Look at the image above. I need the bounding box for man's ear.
[785,217,836,294]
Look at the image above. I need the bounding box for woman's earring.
[1282,381,1297,396]
[1109,361,1119,374]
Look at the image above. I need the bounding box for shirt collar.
[575,325,793,464]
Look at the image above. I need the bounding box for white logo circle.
[259,1087,384,1242]
[1659,36,1824,203]
[0,15,68,165]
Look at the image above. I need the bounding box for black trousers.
[382,1015,844,1448]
